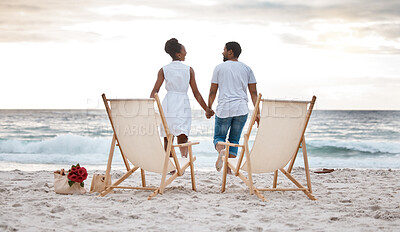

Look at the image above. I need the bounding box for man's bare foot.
[215,149,225,172]
[227,167,232,175]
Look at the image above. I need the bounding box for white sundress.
[160,61,192,137]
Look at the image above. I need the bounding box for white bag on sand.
[89,174,111,193]
[54,169,86,195]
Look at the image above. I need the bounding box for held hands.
[205,108,215,119]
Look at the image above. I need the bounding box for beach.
[1,167,399,231]
[2,0,400,230]
[0,110,399,231]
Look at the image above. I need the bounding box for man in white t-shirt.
[206,41,260,173]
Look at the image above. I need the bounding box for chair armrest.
[172,142,200,148]
[217,142,244,148]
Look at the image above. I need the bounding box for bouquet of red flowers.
[67,164,88,187]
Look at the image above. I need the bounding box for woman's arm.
[189,67,213,114]
[150,68,165,98]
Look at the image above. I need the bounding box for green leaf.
[80,182,84,187]
[68,180,74,187]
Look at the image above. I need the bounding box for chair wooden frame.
[219,94,317,201]
[99,93,198,199]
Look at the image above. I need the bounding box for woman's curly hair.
[165,38,182,59]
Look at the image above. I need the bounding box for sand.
[0,168,399,231]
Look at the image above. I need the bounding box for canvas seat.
[218,93,317,201]
[99,93,197,199]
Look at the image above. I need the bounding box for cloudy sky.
[1,0,399,109]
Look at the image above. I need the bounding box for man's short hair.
[225,42,242,58]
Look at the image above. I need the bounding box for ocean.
[0,109,399,171]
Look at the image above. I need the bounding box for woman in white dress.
[150,38,214,157]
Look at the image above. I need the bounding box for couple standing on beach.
[150,38,259,172]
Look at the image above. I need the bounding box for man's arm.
[248,83,258,106]
[248,83,260,126]
[207,83,218,118]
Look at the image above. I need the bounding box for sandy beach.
[1,167,399,231]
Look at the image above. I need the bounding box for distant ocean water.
[0,109,399,171]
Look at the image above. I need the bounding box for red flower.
[75,176,82,183]
[68,172,73,178]
[67,163,87,187]
[69,174,78,182]
[78,167,86,176]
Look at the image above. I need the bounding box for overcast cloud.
[1,0,400,109]
[1,0,400,53]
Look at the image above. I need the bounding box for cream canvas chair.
[218,94,317,201]
[99,93,197,199]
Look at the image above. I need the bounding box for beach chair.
[99,93,197,199]
[218,94,317,201]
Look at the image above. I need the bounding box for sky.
[0,0,399,110]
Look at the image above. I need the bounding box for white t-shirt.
[211,60,257,118]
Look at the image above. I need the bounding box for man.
[206,41,260,172]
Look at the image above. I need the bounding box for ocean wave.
[0,134,111,155]
[1,135,399,166]
[1,135,398,157]
[307,140,400,155]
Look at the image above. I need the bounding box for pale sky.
[1,0,399,110]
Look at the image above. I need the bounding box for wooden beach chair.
[99,93,198,199]
[218,94,317,201]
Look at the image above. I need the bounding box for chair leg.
[244,145,254,194]
[279,168,317,200]
[104,135,117,189]
[302,138,312,193]
[99,167,138,197]
[254,189,266,201]
[148,189,160,200]
[188,145,196,191]
[159,173,168,194]
[237,172,267,201]
[160,135,173,194]
[140,169,146,187]
[221,147,230,192]
[273,170,278,189]
[190,163,196,191]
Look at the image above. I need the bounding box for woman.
[150,38,214,157]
